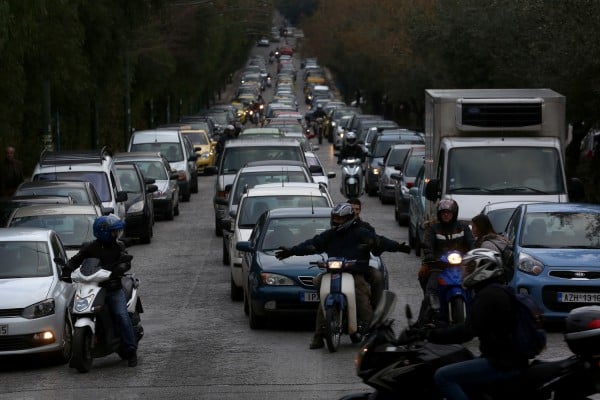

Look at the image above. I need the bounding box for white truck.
[423,88,583,224]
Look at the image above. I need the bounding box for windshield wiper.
[490,186,549,194]
[448,186,492,193]
[560,245,600,249]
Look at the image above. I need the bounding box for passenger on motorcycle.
[424,249,531,400]
[417,199,474,326]
[337,131,366,164]
[64,215,138,367]
[275,203,410,349]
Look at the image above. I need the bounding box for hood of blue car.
[524,248,600,267]
[256,251,325,275]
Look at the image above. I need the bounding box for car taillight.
[406,182,414,189]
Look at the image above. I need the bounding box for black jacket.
[66,240,130,290]
[422,220,475,260]
[338,145,366,163]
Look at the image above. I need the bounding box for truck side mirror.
[424,179,440,201]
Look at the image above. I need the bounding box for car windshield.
[232,171,309,205]
[130,142,183,162]
[9,214,96,248]
[238,196,330,228]
[183,132,208,145]
[0,241,53,278]
[221,147,303,174]
[261,217,330,250]
[116,169,141,193]
[387,149,410,166]
[520,212,600,248]
[132,161,168,180]
[36,172,111,202]
[374,139,421,157]
[447,147,563,194]
[15,187,91,205]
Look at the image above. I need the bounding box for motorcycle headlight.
[327,260,343,269]
[518,252,544,275]
[446,252,463,265]
[22,299,55,319]
[372,168,380,175]
[261,273,294,286]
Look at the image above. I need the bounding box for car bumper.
[232,262,243,286]
[125,213,149,237]
[379,185,395,200]
[250,286,319,317]
[0,313,67,355]
[152,198,172,214]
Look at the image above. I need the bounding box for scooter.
[312,257,364,352]
[67,256,144,373]
[340,291,600,400]
[339,158,364,200]
[314,117,325,144]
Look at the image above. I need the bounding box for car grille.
[0,308,22,318]
[542,285,600,312]
[0,334,45,351]
[298,276,315,287]
[549,270,600,280]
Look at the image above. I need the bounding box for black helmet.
[345,131,357,147]
[330,203,355,232]
[437,198,458,224]
[462,248,504,288]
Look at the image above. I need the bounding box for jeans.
[105,288,137,353]
[417,269,442,325]
[434,357,521,400]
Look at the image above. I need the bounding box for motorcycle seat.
[525,356,582,386]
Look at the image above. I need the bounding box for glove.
[395,241,411,254]
[275,247,294,260]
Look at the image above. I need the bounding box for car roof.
[0,227,54,241]
[10,204,99,217]
[224,138,302,148]
[244,160,306,168]
[246,182,328,196]
[481,200,552,213]
[266,207,332,218]
[17,180,93,189]
[130,129,181,143]
[114,152,165,161]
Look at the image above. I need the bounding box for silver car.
[0,228,74,362]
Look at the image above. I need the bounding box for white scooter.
[339,158,364,199]
[67,256,144,372]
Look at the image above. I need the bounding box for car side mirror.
[146,184,158,194]
[188,154,198,162]
[327,171,336,179]
[424,179,440,202]
[144,177,156,185]
[116,191,128,202]
[170,172,180,180]
[101,206,114,216]
[236,241,255,253]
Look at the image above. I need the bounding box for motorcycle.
[312,257,364,352]
[314,117,324,144]
[420,250,470,326]
[67,256,144,373]
[339,157,364,200]
[340,291,600,400]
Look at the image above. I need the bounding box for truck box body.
[424,89,570,223]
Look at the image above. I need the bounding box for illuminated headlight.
[518,252,544,275]
[446,252,463,265]
[74,293,94,313]
[128,200,144,214]
[328,260,343,269]
[331,121,336,127]
[33,331,56,343]
[200,152,211,160]
[22,299,55,319]
[261,273,294,285]
[372,168,380,175]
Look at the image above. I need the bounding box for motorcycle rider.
[311,103,327,138]
[417,199,474,326]
[337,131,366,164]
[275,203,411,349]
[64,215,138,367]
[424,249,531,400]
[215,124,236,165]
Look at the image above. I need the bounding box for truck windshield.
[447,147,564,194]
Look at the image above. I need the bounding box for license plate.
[0,324,7,335]
[301,292,319,302]
[558,292,600,303]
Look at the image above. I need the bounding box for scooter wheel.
[350,332,362,343]
[325,305,342,352]
[71,327,93,373]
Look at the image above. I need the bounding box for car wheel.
[222,238,230,265]
[243,288,249,316]
[191,175,198,194]
[51,315,73,364]
[248,297,266,329]
[215,216,223,237]
[415,229,422,257]
[408,224,415,249]
[174,201,180,216]
[165,201,174,221]
[182,187,191,202]
[140,220,152,244]
[230,274,243,301]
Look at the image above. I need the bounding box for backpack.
[495,284,547,359]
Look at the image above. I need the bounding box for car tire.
[248,297,266,329]
[71,326,93,373]
[51,315,73,364]
[215,216,223,237]
[408,224,415,249]
[165,202,174,221]
[182,187,191,202]
[191,175,198,194]
[243,289,249,316]
[230,274,243,301]
[222,238,230,265]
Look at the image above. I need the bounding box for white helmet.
[462,248,504,288]
[345,131,357,146]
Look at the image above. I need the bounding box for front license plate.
[0,324,7,335]
[301,292,319,302]
[558,292,600,303]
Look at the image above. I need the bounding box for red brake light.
[406,182,414,189]
[587,320,600,329]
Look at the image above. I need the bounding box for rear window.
[9,214,96,248]
[232,171,309,205]
[130,142,183,162]
[374,137,423,157]
[35,172,111,202]
[15,187,91,205]
[131,161,168,180]
[221,146,303,174]
[238,195,330,227]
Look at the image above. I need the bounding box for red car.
[279,46,294,56]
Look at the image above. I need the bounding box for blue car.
[237,207,388,329]
[504,202,600,321]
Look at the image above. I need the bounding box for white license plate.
[558,292,600,303]
[0,324,7,335]
[301,292,319,302]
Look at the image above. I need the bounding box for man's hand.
[395,241,411,254]
[275,247,294,260]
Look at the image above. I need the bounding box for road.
[0,41,573,400]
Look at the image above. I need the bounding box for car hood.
[255,252,326,275]
[170,160,186,172]
[0,276,54,307]
[523,248,600,267]
[154,180,170,192]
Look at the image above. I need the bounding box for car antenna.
[311,193,315,214]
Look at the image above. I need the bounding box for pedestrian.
[2,145,24,198]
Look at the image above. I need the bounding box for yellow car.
[180,129,216,175]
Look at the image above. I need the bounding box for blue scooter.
[436,251,470,324]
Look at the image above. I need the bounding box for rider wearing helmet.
[65,215,138,367]
[338,131,366,164]
[417,199,475,326]
[276,203,411,349]
[424,249,530,400]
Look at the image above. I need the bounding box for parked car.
[0,228,75,363]
[378,144,422,204]
[407,164,427,256]
[390,146,425,218]
[115,163,157,244]
[114,152,180,221]
[304,151,336,188]
[224,182,334,301]
[503,202,600,320]
[480,201,552,234]
[6,204,99,258]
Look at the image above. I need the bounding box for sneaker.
[309,334,324,349]
[127,352,138,367]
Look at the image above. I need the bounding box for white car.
[0,228,74,363]
[305,151,336,189]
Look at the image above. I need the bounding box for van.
[128,129,197,202]
[31,147,128,220]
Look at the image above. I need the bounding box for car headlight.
[261,273,294,285]
[518,252,544,275]
[372,168,380,175]
[128,200,145,214]
[22,299,55,319]
[200,152,210,160]
[153,190,169,200]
